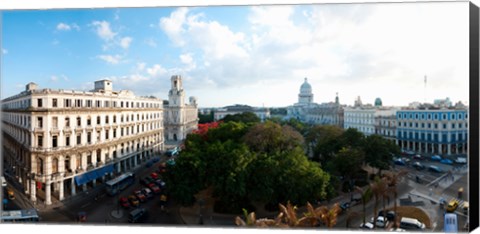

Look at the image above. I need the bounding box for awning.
[74,164,115,186]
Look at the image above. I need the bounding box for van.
[444,213,458,233]
[1,176,6,187]
[128,208,147,223]
[400,217,426,230]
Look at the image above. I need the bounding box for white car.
[360,222,375,229]
[371,216,389,228]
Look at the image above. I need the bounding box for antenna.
[424,75,427,103]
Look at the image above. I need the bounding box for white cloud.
[50,75,59,81]
[119,36,132,49]
[57,23,71,31]
[146,64,167,77]
[97,54,124,64]
[57,22,80,31]
[92,21,117,41]
[137,62,146,71]
[159,7,189,46]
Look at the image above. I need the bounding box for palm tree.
[355,185,373,225]
[383,169,408,227]
[370,176,388,229]
[317,202,341,228]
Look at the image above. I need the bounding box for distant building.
[213,104,270,122]
[286,78,344,127]
[396,107,468,156]
[434,97,453,108]
[2,80,164,205]
[164,75,199,142]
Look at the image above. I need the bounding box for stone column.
[59,180,64,201]
[30,179,37,202]
[45,181,52,205]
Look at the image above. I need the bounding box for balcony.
[50,127,60,135]
[34,127,44,133]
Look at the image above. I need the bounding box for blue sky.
[1,2,470,108]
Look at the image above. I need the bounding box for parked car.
[431,155,442,161]
[400,217,426,230]
[150,172,159,180]
[378,210,396,221]
[128,195,140,207]
[134,190,147,202]
[455,157,467,164]
[142,188,154,199]
[371,216,389,228]
[119,197,130,208]
[155,179,166,189]
[428,165,443,173]
[148,183,161,194]
[413,154,424,160]
[140,177,154,186]
[128,208,147,223]
[394,159,406,166]
[412,162,425,170]
[339,202,350,213]
[446,199,459,213]
[359,222,375,229]
[440,158,453,165]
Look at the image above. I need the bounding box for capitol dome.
[298,78,314,104]
[300,78,312,95]
[375,97,383,107]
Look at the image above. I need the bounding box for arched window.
[52,158,59,173]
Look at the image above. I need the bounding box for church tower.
[165,75,199,142]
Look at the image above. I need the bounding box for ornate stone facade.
[2,80,164,205]
[164,75,199,142]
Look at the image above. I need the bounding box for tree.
[355,185,373,225]
[363,135,400,175]
[383,169,408,228]
[222,112,260,124]
[370,176,388,229]
[328,147,365,187]
[243,121,304,154]
[198,111,214,123]
[305,125,343,164]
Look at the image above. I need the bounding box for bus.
[444,213,458,233]
[1,209,40,222]
[105,172,135,196]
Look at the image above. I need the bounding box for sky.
[0,1,470,108]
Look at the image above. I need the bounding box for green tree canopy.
[221,112,260,124]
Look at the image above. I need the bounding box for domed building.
[298,78,314,105]
[375,98,383,107]
[286,78,344,127]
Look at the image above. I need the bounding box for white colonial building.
[213,104,270,122]
[164,75,199,142]
[344,97,398,137]
[2,80,165,205]
[286,78,344,127]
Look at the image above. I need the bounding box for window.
[77,134,81,144]
[87,100,92,107]
[452,114,456,120]
[126,102,129,108]
[97,116,101,125]
[37,99,43,107]
[65,99,72,107]
[77,117,81,126]
[87,132,91,144]
[459,123,463,128]
[96,100,101,108]
[428,123,431,128]
[443,124,447,129]
[434,123,438,129]
[104,100,109,107]
[75,99,82,107]
[97,131,101,141]
[87,117,91,126]
[38,135,43,147]
[113,115,117,123]
[428,114,431,119]
[65,117,70,127]
[443,114,447,120]
[121,102,124,108]
[66,136,70,146]
[106,116,109,124]
[47,117,57,130]
[52,136,58,148]
[37,117,43,128]
[113,129,117,138]
[420,123,424,128]
[121,128,124,136]
[52,98,58,107]
[106,130,109,140]
[452,123,455,129]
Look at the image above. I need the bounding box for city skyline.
[1,2,470,108]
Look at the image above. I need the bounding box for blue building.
[396,108,468,156]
